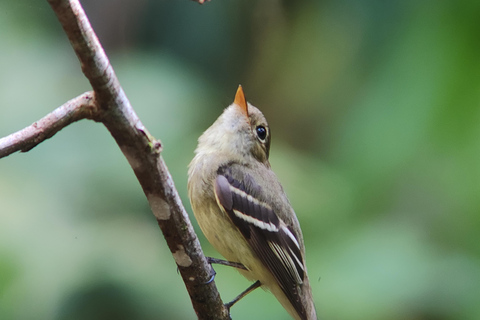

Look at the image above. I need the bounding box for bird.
[188,85,317,320]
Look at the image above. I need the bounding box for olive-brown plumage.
[188,86,317,320]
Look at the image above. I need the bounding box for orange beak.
[234,85,248,117]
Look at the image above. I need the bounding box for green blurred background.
[1,0,480,319]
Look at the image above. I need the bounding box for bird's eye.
[256,126,267,141]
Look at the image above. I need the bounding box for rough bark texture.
[0,0,229,318]
[0,92,96,158]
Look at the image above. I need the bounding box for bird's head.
[198,85,271,165]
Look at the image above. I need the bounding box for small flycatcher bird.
[188,86,317,320]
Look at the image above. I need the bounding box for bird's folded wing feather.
[214,165,307,319]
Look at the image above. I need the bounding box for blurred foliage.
[1,0,480,319]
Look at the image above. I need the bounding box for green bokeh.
[1,0,479,319]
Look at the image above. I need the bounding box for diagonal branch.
[1,0,230,318]
[0,92,97,159]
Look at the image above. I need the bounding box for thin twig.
[0,92,96,159]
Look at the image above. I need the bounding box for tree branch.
[0,0,228,318]
[0,92,96,158]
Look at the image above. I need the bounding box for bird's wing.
[214,165,307,319]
